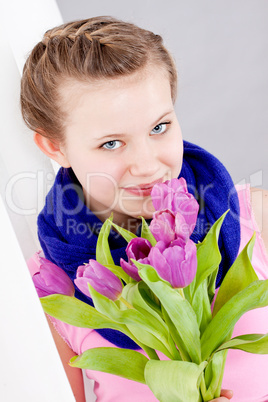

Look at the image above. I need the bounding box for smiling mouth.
[121,178,163,196]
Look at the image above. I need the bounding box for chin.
[132,207,155,221]
[140,210,155,219]
[119,197,156,221]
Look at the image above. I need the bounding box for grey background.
[56,0,268,189]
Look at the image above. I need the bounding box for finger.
[220,389,233,399]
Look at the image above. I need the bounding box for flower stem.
[214,350,228,396]
[119,296,134,309]
[145,347,160,360]
[200,375,208,400]
[177,288,185,299]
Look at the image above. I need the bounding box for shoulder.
[250,187,268,253]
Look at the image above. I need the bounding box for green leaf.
[202,351,226,401]
[184,212,227,306]
[41,295,159,356]
[96,217,114,266]
[108,219,137,243]
[136,262,202,364]
[207,268,218,305]
[160,306,186,361]
[191,279,212,335]
[125,324,173,360]
[214,349,228,396]
[201,279,268,360]
[144,360,207,402]
[138,284,163,317]
[194,211,228,293]
[216,333,268,354]
[41,294,121,330]
[123,282,168,335]
[140,217,157,246]
[213,233,257,317]
[70,347,149,384]
[89,284,177,359]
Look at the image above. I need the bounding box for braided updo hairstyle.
[20,16,177,142]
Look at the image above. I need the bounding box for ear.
[34,132,71,168]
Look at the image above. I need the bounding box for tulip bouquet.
[34,178,268,402]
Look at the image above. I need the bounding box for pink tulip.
[120,238,152,281]
[75,260,122,301]
[32,254,75,297]
[150,209,191,246]
[151,177,199,234]
[148,239,197,289]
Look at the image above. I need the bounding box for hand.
[210,389,233,401]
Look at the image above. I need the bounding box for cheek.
[162,130,183,173]
[73,153,125,183]
[78,156,127,201]
[86,175,117,198]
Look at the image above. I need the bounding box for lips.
[122,178,164,197]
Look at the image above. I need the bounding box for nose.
[128,142,160,177]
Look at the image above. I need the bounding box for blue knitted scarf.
[38,140,240,349]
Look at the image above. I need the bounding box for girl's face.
[58,65,183,230]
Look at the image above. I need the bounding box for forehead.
[59,64,170,106]
[58,65,173,131]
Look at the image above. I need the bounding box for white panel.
[3,0,63,75]
[0,1,81,400]
[0,37,50,260]
[0,196,75,401]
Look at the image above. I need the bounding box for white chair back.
[0,1,82,400]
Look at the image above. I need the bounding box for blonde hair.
[20,16,177,142]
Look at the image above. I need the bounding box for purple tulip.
[120,238,152,281]
[148,239,197,289]
[75,260,122,301]
[150,209,176,245]
[32,254,75,298]
[172,193,199,233]
[151,177,199,234]
[150,209,191,246]
[151,177,188,210]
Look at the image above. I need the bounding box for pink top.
[28,184,268,401]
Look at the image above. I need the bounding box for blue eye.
[151,122,169,135]
[102,140,122,150]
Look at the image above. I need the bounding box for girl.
[21,17,268,401]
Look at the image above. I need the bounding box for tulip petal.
[120,258,141,282]
[39,264,74,295]
[75,260,122,301]
[154,240,166,253]
[148,246,171,284]
[150,178,199,234]
[127,238,152,260]
[151,183,170,210]
[163,246,185,288]
[32,274,55,297]
[74,266,92,298]
[32,257,75,297]
[150,210,176,245]
[175,213,190,243]
[170,177,188,192]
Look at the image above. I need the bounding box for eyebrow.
[92,133,126,141]
[151,110,173,127]
[93,109,174,141]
